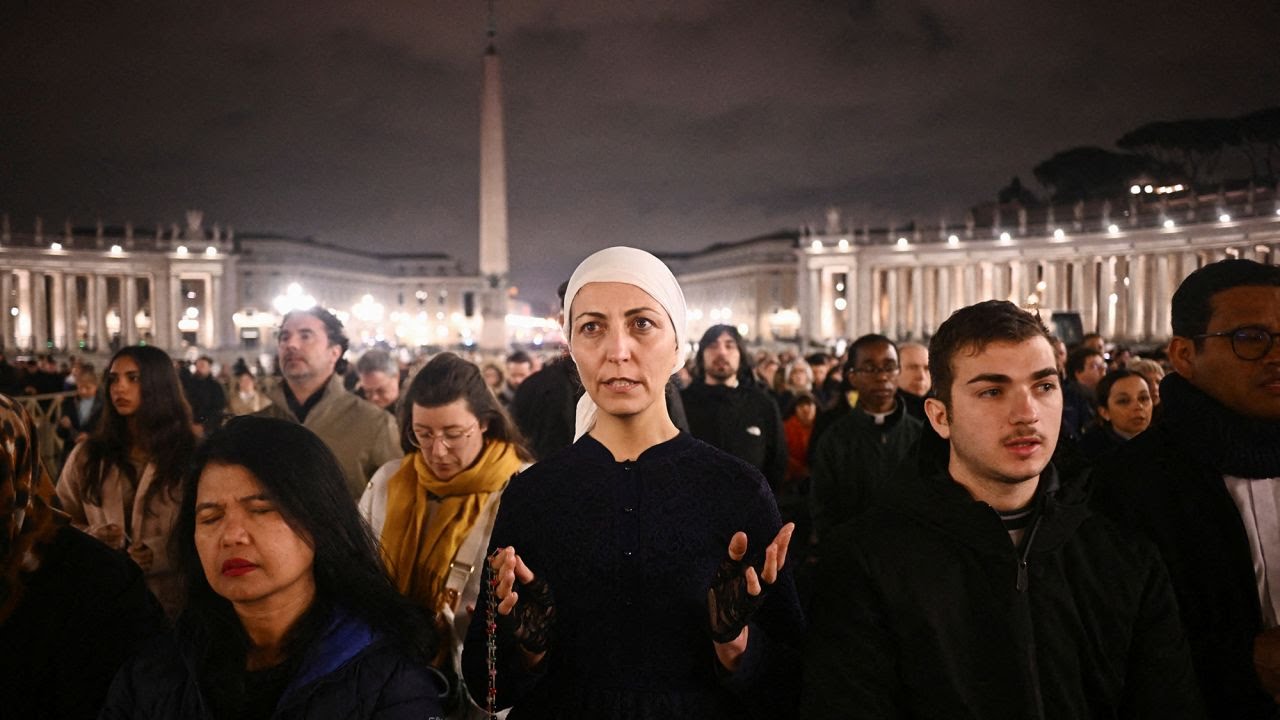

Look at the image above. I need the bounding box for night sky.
[3,1,1278,309]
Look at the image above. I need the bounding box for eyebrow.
[194,493,272,512]
[965,367,1059,385]
[572,307,663,323]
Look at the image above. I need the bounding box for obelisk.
[478,0,510,351]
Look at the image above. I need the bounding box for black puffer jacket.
[800,427,1204,719]
[100,610,443,719]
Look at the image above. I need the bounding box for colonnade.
[799,219,1280,345]
[0,265,228,353]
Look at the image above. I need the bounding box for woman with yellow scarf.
[359,352,532,718]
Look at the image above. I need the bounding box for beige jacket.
[258,373,401,500]
[56,442,183,617]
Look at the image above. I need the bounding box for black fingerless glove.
[498,575,556,654]
[707,554,766,643]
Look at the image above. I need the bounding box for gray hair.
[355,349,398,377]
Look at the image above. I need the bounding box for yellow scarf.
[380,440,521,613]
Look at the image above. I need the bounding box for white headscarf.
[562,246,688,440]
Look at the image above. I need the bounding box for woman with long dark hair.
[56,345,197,616]
[360,352,532,717]
[462,247,804,718]
[101,416,443,718]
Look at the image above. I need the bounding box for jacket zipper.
[1016,512,1046,719]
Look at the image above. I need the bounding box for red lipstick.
[221,558,257,577]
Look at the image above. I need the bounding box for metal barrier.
[8,391,76,479]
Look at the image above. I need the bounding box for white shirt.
[1223,474,1280,628]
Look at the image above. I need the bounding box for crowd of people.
[0,252,1278,719]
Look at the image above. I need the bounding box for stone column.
[64,274,80,349]
[1127,255,1147,341]
[49,271,66,350]
[935,266,952,331]
[884,268,899,339]
[150,273,169,350]
[30,271,47,350]
[921,267,937,337]
[16,270,34,350]
[854,262,873,340]
[805,267,820,344]
[170,274,184,348]
[909,266,924,340]
[1009,261,1025,305]
[217,270,237,348]
[963,263,978,307]
[91,274,108,351]
[0,271,12,349]
[1152,254,1172,339]
[1098,256,1116,338]
[868,268,883,335]
[1081,259,1099,335]
[122,275,139,346]
[979,262,994,301]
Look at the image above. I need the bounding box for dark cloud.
[2,0,1278,304]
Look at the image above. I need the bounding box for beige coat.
[56,443,183,617]
[257,373,401,500]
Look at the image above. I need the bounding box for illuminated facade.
[667,183,1280,347]
[0,212,487,354]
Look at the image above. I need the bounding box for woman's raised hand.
[91,522,126,550]
[707,523,795,644]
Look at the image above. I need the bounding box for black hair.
[173,416,436,714]
[841,334,898,376]
[1171,259,1280,342]
[399,353,533,459]
[505,350,532,366]
[928,300,1053,408]
[1094,368,1150,414]
[1065,346,1103,380]
[695,324,755,385]
[81,345,196,508]
[281,307,350,375]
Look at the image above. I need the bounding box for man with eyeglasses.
[1093,258,1280,719]
[809,334,922,543]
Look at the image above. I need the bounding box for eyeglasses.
[410,422,479,450]
[1194,327,1279,361]
[848,364,901,376]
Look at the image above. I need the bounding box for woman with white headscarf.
[461,247,804,718]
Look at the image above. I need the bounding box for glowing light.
[896,237,908,248]
[810,239,823,250]
[710,308,721,321]
[185,307,199,319]
[176,245,188,255]
[110,244,123,254]
[834,297,848,311]
[273,283,317,314]
[1130,185,1142,195]
[1174,184,1185,192]
[1053,228,1065,239]
[1109,293,1119,305]
[837,238,849,250]
[1219,214,1232,222]
[947,234,959,246]
[1035,280,1047,292]
[8,307,17,317]
[205,246,217,256]
[835,282,845,293]
[1107,224,1120,234]
[999,232,1012,242]
[1144,185,1154,193]
[50,242,62,251]
[1162,219,1176,229]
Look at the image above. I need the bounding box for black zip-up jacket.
[800,428,1205,719]
[681,380,786,492]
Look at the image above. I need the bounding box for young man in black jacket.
[801,300,1202,719]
